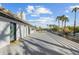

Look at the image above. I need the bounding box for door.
[28,26,30,35]
[10,22,16,42]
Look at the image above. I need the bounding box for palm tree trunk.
[62,21,63,28]
[64,21,66,29]
[58,20,60,27]
[73,11,76,36]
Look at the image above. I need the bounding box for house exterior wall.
[0,15,34,49]
[27,26,30,35]
[26,25,29,36]
[0,17,10,48]
[16,24,21,40]
[21,25,24,38]
[30,27,35,34]
[26,26,35,35]
[16,24,27,39]
[16,23,28,40]
[22,25,27,38]
[24,25,27,38]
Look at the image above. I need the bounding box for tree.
[38,26,42,31]
[60,15,66,28]
[56,16,61,27]
[56,15,69,33]
[62,15,69,29]
[52,25,59,31]
[72,7,79,36]
[56,15,69,29]
[48,24,53,30]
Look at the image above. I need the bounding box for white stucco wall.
[24,25,27,38]
[29,27,36,34]
[21,25,24,38]
[16,24,25,40]
[16,24,21,40]
[30,30,35,34]
[0,20,10,48]
[16,24,29,39]
[26,25,28,36]
[20,25,26,38]
[0,16,34,49]
[26,26,35,35]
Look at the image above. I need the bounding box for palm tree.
[58,15,69,31]
[72,7,79,36]
[56,16,61,27]
[62,15,69,29]
[48,24,52,30]
[60,15,65,29]
[56,15,69,32]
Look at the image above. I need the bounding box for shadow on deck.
[20,39,63,55]
[20,36,79,55]
[46,30,79,43]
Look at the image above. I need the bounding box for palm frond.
[72,7,79,12]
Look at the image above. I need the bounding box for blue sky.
[1,3,79,27]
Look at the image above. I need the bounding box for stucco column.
[26,25,30,36]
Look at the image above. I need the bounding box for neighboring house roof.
[0,7,32,27]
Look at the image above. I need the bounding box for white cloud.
[26,5,53,27]
[28,17,54,27]
[27,5,34,10]
[70,5,79,9]
[36,7,52,14]
[29,17,53,22]
[65,5,79,13]
[65,15,69,17]
[27,5,34,13]
[31,14,39,17]
[26,5,53,16]
[65,10,69,13]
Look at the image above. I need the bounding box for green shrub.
[76,26,79,33]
